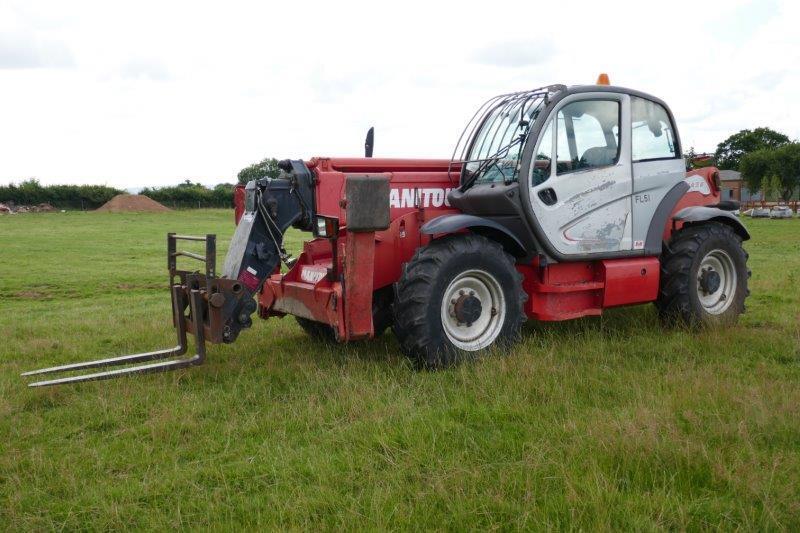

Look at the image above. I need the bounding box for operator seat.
[580,146,617,168]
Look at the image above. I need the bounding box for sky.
[1,0,798,188]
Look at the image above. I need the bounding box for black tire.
[371,286,394,337]
[393,233,526,368]
[295,316,337,341]
[657,222,750,327]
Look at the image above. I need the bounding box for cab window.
[531,120,553,186]
[631,96,677,161]
[556,100,620,175]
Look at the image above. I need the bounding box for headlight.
[316,217,328,237]
[314,216,339,238]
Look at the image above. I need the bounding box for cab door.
[528,92,633,256]
[629,96,686,251]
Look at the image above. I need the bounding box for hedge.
[0,179,124,209]
[140,181,235,209]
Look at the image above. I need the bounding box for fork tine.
[26,354,203,387]
[21,285,200,385]
[20,346,187,377]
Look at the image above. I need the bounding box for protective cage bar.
[21,234,217,387]
[448,84,566,185]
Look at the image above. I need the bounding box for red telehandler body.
[24,79,750,386]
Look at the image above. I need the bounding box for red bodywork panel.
[668,167,723,236]
[233,185,245,224]
[234,160,722,339]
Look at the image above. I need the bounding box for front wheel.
[657,222,750,326]
[393,234,526,368]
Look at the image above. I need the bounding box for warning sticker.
[684,175,711,196]
[238,269,260,291]
[300,266,327,284]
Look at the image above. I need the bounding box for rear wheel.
[393,234,526,368]
[657,222,749,326]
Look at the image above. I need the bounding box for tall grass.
[1,211,798,529]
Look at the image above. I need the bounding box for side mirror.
[364,127,374,158]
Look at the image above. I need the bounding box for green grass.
[1,210,799,530]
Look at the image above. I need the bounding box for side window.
[531,120,553,186]
[631,96,677,161]
[556,100,620,174]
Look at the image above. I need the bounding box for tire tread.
[657,222,748,326]
[393,234,526,367]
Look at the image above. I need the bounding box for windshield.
[460,92,547,187]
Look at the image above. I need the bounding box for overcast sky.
[1,0,798,188]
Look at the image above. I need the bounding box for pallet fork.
[22,234,222,387]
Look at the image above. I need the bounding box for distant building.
[719,170,757,202]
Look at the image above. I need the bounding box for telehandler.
[23,76,750,386]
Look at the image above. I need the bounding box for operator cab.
[448,77,685,261]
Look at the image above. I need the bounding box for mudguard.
[421,214,527,256]
[673,206,750,240]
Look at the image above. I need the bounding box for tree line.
[139,181,236,208]
[696,127,800,202]
[0,179,124,209]
[0,159,281,209]
[134,157,280,208]
[137,158,281,208]
[0,178,239,210]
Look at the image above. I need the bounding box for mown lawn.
[1,210,798,530]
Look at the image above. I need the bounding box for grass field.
[1,210,799,529]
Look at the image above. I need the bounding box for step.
[530,280,604,294]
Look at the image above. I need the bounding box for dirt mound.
[97,194,170,213]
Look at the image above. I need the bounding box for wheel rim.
[696,249,737,315]
[440,269,506,351]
